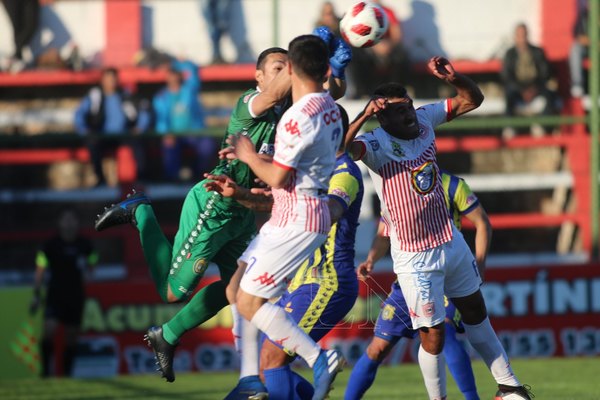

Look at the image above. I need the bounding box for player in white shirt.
[219,35,345,400]
[345,57,532,400]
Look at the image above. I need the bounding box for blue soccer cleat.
[312,349,345,400]
[224,375,268,400]
[94,190,150,231]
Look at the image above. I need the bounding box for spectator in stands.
[30,207,97,377]
[200,0,254,64]
[1,0,40,73]
[569,2,590,98]
[501,23,558,137]
[347,0,411,99]
[153,59,216,181]
[74,68,151,187]
[314,1,341,36]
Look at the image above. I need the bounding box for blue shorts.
[375,283,465,342]
[374,283,418,343]
[272,283,358,352]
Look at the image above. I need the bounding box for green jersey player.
[94,47,291,387]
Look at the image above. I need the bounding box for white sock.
[418,345,447,400]
[463,317,521,387]
[231,304,242,353]
[251,302,321,367]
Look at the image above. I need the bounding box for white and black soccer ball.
[340,1,389,48]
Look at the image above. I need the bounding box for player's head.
[514,22,529,48]
[255,47,288,91]
[287,35,329,84]
[57,207,80,242]
[373,82,419,140]
[337,103,349,152]
[100,67,119,94]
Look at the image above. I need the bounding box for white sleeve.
[355,132,383,171]
[416,99,451,129]
[273,112,313,169]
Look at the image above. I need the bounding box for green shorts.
[168,181,256,299]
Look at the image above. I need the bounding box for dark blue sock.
[444,322,480,400]
[344,353,381,400]
[290,370,314,400]
[264,365,293,400]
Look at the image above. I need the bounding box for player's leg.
[393,246,448,400]
[443,299,480,400]
[446,232,531,399]
[345,282,416,400]
[40,316,59,377]
[237,225,344,400]
[61,299,84,377]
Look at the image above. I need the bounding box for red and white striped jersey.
[270,92,342,234]
[357,100,454,252]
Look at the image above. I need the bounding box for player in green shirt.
[94,47,291,387]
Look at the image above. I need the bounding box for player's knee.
[452,290,487,325]
[419,324,445,355]
[366,338,393,363]
[236,290,263,320]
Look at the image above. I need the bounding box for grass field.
[1,357,599,400]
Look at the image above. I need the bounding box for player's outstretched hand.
[428,56,456,81]
[357,260,374,281]
[203,173,238,198]
[329,37,352,79]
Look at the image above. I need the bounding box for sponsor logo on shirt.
[391,141,404,157]
[330,188,351,206]
[411,161,436,195]
[243,93,253,103]
[258,143,275,155]
[285,119,301,136]
[466,193,477,206]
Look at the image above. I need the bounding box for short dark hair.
[256,47,288,70]
[102,67,118,78]
[337,103,350,150]
[288,35,329,82]
[373,82,408,99]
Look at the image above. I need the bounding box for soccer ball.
[340,2,389,48]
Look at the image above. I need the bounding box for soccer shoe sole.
[94,191,149,231]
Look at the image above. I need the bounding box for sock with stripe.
[444,322,479,400]
[250,302,321,367]
[344,352,381,400]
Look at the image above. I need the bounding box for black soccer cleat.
[495,384,534,399]
[94,190,150,231]
[144,326,176,383]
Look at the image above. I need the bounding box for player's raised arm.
[250,54,291,117]
[428,56,484,119]
[463,204,492,280]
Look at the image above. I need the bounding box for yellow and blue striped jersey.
[441,171,480,230]
[288,153,364,295]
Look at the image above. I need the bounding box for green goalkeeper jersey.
[210,88,287,211]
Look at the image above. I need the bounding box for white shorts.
[391,226,482,329]
[239,223,327,299]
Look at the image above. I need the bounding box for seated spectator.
[314,1,341,36]
[200,0,254,64]
[569,2,589,98]
[347,0,411,99]
[1,0,39,73]
[74,68,150,186]
[501,23,559,137]
[153,59,216,181]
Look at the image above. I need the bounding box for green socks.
[162,280,229,345]
[135,204,173,302]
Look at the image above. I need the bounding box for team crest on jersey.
[258,143,275,155]
[411,161,436,195]
[193,258,208,275]
[382,304,396,321]
[422,302,435,317]
[391,141,405,157]
[368,139,380,151]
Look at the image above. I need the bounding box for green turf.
[0,357,598,400]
